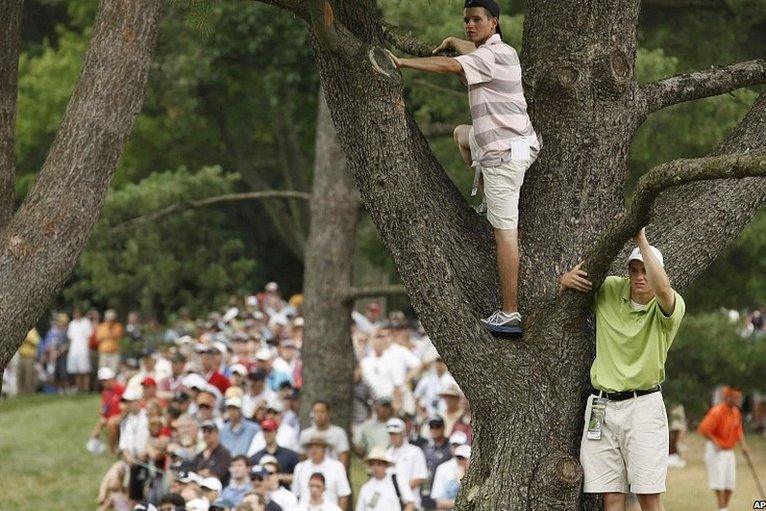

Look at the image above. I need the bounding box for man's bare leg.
[603,493,627,511]
[636,493,664,511]
[495,228,519,313]
[453,124,472,166]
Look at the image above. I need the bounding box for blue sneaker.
[481,310,523,337]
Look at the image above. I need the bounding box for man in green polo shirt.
[559,228,685,511]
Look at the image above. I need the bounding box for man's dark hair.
[159,493,186,506]
[312,399,331,411]
[309,472,326,485]
[232,454,250,466]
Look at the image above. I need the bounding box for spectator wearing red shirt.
[91,367,125,454]
[202,346,231,394]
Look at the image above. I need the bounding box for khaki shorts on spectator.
[580,391,669,494]
[468,127,529,230]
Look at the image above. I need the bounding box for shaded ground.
[1,394,764,510]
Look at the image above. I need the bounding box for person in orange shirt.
[698,386,752,511]
[96,309,125,373]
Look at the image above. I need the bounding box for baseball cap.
[121,388,142,402]
[260,454,279,469]
[177,471,202,484]
[265,281,279,292]
[464,0,502,37]
[627,245,664,268]
[186,498,209,511]
[455,444,472,459]
[97,367,115,380]
[449,431,468,445]
[302,434,329,448]
[439,383,462,398]
[230,363,248,376]
[280,338,297,349]
[225,396,243,409]
[375,396,393,407]
[141,376,157,387]
[386,418,406,434]
[200,420,218,431]
[260,418,279,432]
[196,391,216,408]
[250,465,270,480]
[266,398,284,413]
[255,347,272,361]
[200,477,223,492]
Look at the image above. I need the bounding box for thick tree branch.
[0,0,23,233]
[112,190,311,232]
[382,21,458,58]
[568,153,766,303]
[345,284,408,302]
[641,58,766,114]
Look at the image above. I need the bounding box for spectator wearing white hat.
[247,398,300,455]
[200,477,223,505]
[66,307,94,392]
[356,446,415,511]
[220,396,261,456]
[118,388,150,505]
[273,339,299,383]
[560,229,685,510]
[386,418,428,510]
[431,445,470,511]
[255,347,292,393]
[292,435,351,510]
[299,401,351,469]
[429,432,468,506]
[229,364,249,389]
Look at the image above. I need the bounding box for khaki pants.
[17,357,38,394]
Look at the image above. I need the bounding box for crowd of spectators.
[4,282,473,511]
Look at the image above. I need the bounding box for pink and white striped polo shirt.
[455,34,541,167]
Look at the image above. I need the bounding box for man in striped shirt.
[390,0,541,334]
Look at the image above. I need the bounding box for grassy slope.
[1,395,765,510]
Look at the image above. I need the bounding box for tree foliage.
[62,167,259,319]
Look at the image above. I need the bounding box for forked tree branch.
[565,153,766,304]
[112,190,310,232]
[382,22,458,58]
[0,0,23,233]
[345,284,408,302]
[641,58,766,114]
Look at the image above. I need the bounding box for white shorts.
[705,441,736,490]
[469,127,530,230]
[67,351,91,374]
[580,391,669,494]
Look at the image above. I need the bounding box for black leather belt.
[593,385,661,402]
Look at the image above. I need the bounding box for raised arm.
[635,228,675,315]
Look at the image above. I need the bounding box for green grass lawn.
[1,394,765,510]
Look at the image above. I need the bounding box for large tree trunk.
[0,0,163,376]
[300,89,360,431]
[0,0,23,232]
[270,1,766,509]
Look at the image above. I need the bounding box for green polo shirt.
[591,276,685,392]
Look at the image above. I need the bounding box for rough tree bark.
[300,89,360,430]
[257,1,766,509]
[0,0,23,233]
[0,0,163,378]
